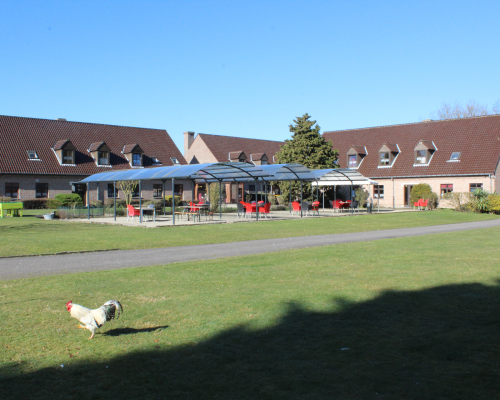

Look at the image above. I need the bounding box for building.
[183,131,284,203]
[0,115,188,204]
[323,115,500,207]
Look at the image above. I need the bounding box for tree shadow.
[101,326,169,336]
[2,282,500,399]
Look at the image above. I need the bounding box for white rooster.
[66,300,123,339]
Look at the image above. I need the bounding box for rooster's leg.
[89,332,95,339]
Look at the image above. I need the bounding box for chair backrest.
[301,202,310,211]
[237,202,245,212]
[292,201,301,211]
[422,199,429,206]
[127,204,139,216]
[244,203,254,212]
[259,203,271,213]
[352,200,359,208]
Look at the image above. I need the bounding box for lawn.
[1,209,499,257]
[1,226,500,399]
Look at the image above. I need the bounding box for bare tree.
[116,180,139,205]
[430,99,498,120]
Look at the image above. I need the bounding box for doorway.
[73,184,87,206]
[404,185,414,206]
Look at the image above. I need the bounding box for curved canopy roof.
[77,162,374,185]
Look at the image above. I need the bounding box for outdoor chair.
[414,199,425,210]
[237,202,246,218]
[421,199,429,210]
[301,201,310,217]
[126,205,141,222]
[330,199,342,212]
[311,201,320,216]
[258,202,272,219]
[291,201,301,216]
[352,200,359,213]
[244,202,256,218]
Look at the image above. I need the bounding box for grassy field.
[1,225,500,399]
[1,209,499,257]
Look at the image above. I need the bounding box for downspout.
[392,177,395,209]
[87,182,90,220]
[113,181,116,221]
[172,178,175,225]
[139,180,142,223]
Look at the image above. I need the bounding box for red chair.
[421,199,429,210]
[330,200,342,212]
[291,201,301,216]
[258,202,272,219]
[127,205,141,221]
[312,201,320,216]
[189,201,196,212]
[244,202,256,218]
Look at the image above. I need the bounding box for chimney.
[184,131,195,156]
[56,118,67,121]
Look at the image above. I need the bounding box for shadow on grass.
[2,282,500,399]
[101,326,169,336]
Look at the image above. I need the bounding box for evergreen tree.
[275,114,338,203]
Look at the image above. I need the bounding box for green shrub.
[47,199,62,209]
[470,189,491,213]
[0,196,12,202]
[426,192,439,210]
[163,195,181,207]
[410,184,432,204]
[354,187,369,207]
[54,193,83,207]
[488,194,500,214]
[22,199,48,209]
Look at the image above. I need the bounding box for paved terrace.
[62,207,405,228]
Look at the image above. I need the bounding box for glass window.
[261,160,268,165]
[98,151,109,165]
[249,184,256,191]
[62,150,74,164]
[441,184,453,197]
[132,185,140,198]
[107,183,118,198]
[36,183,48,198]
[374,185,384,199]
[132,153,141,166]
[170,157,180,164]
[5,183,19,198]
[174,184,183,197]
[27,150,39,159]
[348,155,357,167]
[153,184,163,198]
[470,183,483,192]
[450,152,461,161]
[416,150,427,164]
[380,152,390,166]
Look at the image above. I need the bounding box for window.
[174,184,183,197]
[98,151,109,165]
[27,150,39,159]
[450,152,461,161]
[170,157,180,164]
[249,184,256,191]
[348,155,357,167]
[62,149,74,164]
[380,152,390,166]
[132,185,140,198]
[36,183,48,198]
[152,157,161,165]
[153,184,163,198]
[441,184,453,197]
[262,160,268,165]
[132,153,141,166]
[374,185,384,199]
[107,184,118,198]
[415,150,427,164]
[5,183,19,198]
[470,183,483,192]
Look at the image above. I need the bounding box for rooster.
[66,300,123,339]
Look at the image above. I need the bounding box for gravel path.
[2,219,500,280]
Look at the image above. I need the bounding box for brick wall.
[185,135,218,164]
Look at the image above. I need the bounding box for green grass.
[1,226,500,399]
[1,209,498,257]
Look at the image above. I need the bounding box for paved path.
[2,219,500,280]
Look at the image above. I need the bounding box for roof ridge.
[323,113,500,134]
[0,114,167,132]
[198,133,284,143]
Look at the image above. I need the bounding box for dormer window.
[378,144,399,167]
[53,139,76,165]
[123,144,144,168]
[99,151,110,165]
[346,146,367,169]
[449,152,461,161]
[414,140,436,166]
[250,153,268,166]
[62,149,74,164]
[27,150,39,160]
[89,141,111,167]
[228,151,247,163]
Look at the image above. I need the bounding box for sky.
[2,0,500,154]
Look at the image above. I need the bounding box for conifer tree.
[275,114,338,203]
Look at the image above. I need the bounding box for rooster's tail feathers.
[102,300,123,321]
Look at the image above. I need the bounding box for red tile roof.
[0,115,186,175]
[198,134,283,164]
[323,115,500,177]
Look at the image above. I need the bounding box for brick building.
[183,131,284,203]
[322,115,500,208]
[0,115,188,204]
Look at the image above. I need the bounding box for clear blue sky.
[1,1,499,153]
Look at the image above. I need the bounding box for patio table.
[179,205,209,221]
